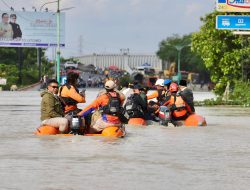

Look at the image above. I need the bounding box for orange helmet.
[169,83,178,93]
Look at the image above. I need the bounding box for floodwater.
[0,89,250,190]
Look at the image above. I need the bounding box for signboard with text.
[0,78,7,85]
[217,0,250,12]
[0,11,65,47]
[216,15,250,30]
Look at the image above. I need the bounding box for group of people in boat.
[40,72,195,134]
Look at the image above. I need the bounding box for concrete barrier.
[17,82,41,91]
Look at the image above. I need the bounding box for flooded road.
[0,90,250,190]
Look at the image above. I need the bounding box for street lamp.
[172,44,191,84]
[38,1,60,83]
[40,1,74,83]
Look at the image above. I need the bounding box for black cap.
[133,84,143,90]
[179,79,187,87]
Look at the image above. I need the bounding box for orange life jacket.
[58,84,85,112]
[169,94,188,118]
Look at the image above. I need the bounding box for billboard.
[0,11,65,47]
[217,0,250,12]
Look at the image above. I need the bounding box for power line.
[0,1,31,22]
[0,0,11,9]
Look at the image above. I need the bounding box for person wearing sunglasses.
[40,79,69,133]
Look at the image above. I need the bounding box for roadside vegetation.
[192,11,250,106]
[0,47,52,90]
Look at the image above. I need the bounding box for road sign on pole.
[216,0,250,12]
[216,15,250,30]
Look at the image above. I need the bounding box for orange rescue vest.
[169,94,188,118]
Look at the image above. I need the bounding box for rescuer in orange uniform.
[59,72,86,113]
[78,80,126,133]
[147,79,166,104]
[162,82,192,121]
[146,79,167,121]
[58,72,86,133]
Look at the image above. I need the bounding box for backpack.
[125,94,143,118]
[102,92,121,116]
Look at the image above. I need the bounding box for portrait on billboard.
[0,13,13,39]
[9,14,22,40]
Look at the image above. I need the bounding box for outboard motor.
[158,106,171,126]
[70,114,82,135]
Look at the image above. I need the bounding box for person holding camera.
[58,72,86,133]
[59,72,86,114]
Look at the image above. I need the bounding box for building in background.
[76,53,162,72]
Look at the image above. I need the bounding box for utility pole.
[38,48,42,81]
[17,47,23,85]
[56,0,61,84]
[79,35,83,55]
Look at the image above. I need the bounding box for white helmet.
[155,79,164,87]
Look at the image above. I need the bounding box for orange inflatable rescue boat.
[168,113,207,127]
[128,118,147,126]
[184,114,207,127]
[159,106,207,127]
[34,125,126,138]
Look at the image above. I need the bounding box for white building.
[76,53,163,72]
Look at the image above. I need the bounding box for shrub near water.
[195,81,250,107]
[230,81,250,107]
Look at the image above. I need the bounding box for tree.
[0,64,18,90]
[0,47,51,89]
[192,11,250,95]
[157,34,209,81]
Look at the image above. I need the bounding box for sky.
[0,0,216,58]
